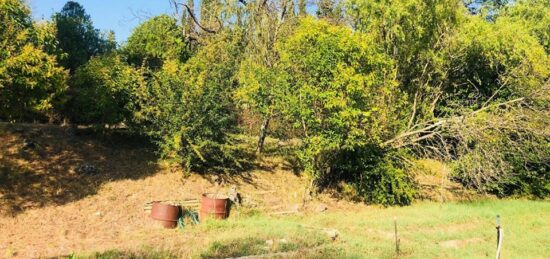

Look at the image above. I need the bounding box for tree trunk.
[256,115,271,154]
[298,0,306,16]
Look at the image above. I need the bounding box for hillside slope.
[0,124,548,258]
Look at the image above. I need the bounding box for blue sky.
[28,0,175,43]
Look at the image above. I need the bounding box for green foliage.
[34,21,66,59]
[123,15,190,69]
[329,148,416,206]
[346,0,466,121]
[439,15,550,197]
[276,18,406,174]
[67,54,144,126]
[346,0,464,73]
[439,16,549,113]
[2,0,549,203]
[268,18,413,204]
[53,1,115,72]
[134,31,245,173]
[501,0,550,53]
[451,109,550,198]
[0,0,68,122]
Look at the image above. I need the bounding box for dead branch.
[176,2,218,33]
[407,91,419,129]
[383,97,527,148]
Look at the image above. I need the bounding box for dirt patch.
[0,165,314,258]
[0,123,325,258]
[0,123,159,216]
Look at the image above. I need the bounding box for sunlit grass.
[69,199,549,258]
[190,199,549,258]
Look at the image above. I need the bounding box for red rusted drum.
[150,201,180,228]
[200,193,230,221]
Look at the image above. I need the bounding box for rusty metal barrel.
[150,201,180,228]
[200,193,230,221]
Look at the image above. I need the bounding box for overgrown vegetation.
[0,0,548,205]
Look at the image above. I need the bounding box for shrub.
[273,18,410,202]
[0,0,68,122]
[67,54,144,126]
[442,17,550,197]
[501,0,550,54]
[327,147,416,206]
[134,31,245,173]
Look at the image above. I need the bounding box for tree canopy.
[0,0,67,122]
[123,15,190,69]
[1,0,548,204]
[53,1,115,72]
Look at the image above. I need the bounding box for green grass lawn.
[80,199,549,258]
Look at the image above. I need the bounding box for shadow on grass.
[195,134,304,187]
[0,123,160,216]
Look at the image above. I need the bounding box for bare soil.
[0,124,352,258]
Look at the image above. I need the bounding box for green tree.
[276,18,412,204]
[134,31,245,172]
[0,0,68,122]
[235,1,297,153]
[123,15,190,69]
[346,0,465,124]
[67,54,145,126]
[500,0,550,54]
[53,1,114,72]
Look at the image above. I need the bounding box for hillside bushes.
[134,31,245,173]
[1,0,549,205]
[66,55,144,126]
[0,0,68,122]
[271,18,414,204]
[435,16,550,198]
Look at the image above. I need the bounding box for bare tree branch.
[383,97,527,148]
[176,2,218,33]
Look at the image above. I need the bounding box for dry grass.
[412,159,480,202]
[0,123,159,216]
[1,124,548,258]
[0,123,318,258]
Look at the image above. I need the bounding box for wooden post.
[496,214,503,259]
[394,217,400,255]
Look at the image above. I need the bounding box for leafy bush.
[274,17,408,190]
[324,147,416,206]
[439,16,549,114]
[0,0,68,122]
[134,31,244,173]
[451,109,550,198]
[501,0,550,54]
[67,54,144,126]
